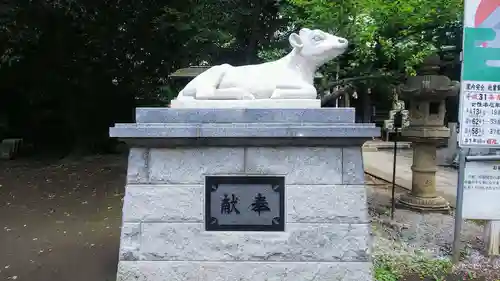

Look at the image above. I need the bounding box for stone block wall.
[117,146,372,281]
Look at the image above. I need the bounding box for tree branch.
[320,74,400,91]
[321,85,353,106]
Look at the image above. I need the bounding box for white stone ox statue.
[175,28,348,101]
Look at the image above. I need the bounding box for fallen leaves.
[0,155,126,280]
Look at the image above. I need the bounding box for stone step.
[0,138,23,160]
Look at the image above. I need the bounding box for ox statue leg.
[177,64,233,100]
[181,63,256,100]
[270,84,317,99]
[208,88,255,100]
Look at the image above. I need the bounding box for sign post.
[453,0,500,262]
[391,111,403,220]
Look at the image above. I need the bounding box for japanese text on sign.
[220,193,272,216]
[459,81,500,147]
[462,160,500,220]
[205,176,285,231]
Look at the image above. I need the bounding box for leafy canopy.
[284,0,463,79]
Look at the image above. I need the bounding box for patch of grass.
[374,252,453,281]
[372,221,453,281]
[467,219,487,226]
[374,257,401,281]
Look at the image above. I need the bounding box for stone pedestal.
[397,126,453,212]
[484,220,500,256]
[397,140,450,211]
[109,107,379,281]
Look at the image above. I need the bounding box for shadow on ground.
[0,154,127,281]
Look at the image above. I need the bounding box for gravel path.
[366,176,500,280]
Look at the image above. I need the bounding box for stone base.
[170,98,321,108]
[397,193,451,213]
[117,261,372,281]
[111,108,378,281]
[116,146,372,281]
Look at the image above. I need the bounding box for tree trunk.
[344,92,350,107]
[363,88,372,123]
[356,85,372,123]
[245,0,261,64]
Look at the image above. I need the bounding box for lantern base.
[397,193,451,213]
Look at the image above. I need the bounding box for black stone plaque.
[205,176,285,231]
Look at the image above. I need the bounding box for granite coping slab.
[135,107,356,124]
[111,108,380,146]
[109,123,380,139]
[114,123,368,128]
[117,137,376,147]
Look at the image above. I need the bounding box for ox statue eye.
[312,35,324,42]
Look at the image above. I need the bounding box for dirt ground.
[0,154,127,281]
[0,154,498,281]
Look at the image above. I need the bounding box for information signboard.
[453,0,500,262]
[459,0,500,148]
[462,160,500,220]
[460,81,500,146]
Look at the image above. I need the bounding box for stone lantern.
[397,54,460,212]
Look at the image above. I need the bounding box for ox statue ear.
[289,33,303,49]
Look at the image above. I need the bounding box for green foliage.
[0,0,174,152]
[258,48,289,62]
[375,266,400,281]
[158,85,178,104]
[374,252,453,281]
[283,0,463,84]
[0,0,285,153]
[156,0,286,65]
